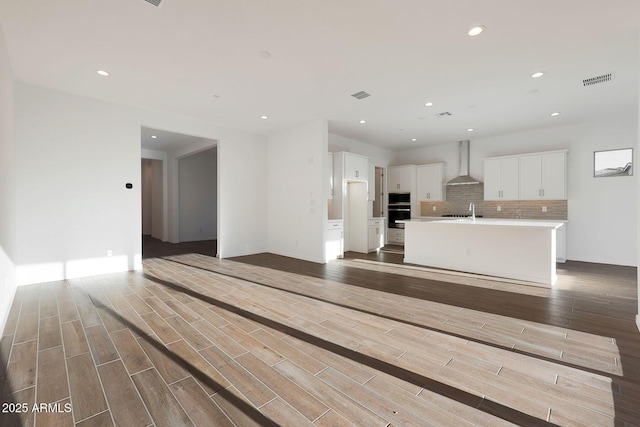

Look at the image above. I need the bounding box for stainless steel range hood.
[446,140,481,186]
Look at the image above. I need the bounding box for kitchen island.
[398,218,566,285]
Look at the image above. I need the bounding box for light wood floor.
[1,251,639,426]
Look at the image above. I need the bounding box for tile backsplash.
[420,184,567,220]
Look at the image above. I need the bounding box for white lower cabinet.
[326,220,344,261]
[367,219,385,252]
[386,228,404,245]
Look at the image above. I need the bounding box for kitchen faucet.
[469,202,475,220]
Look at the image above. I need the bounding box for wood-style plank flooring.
[1,245,639,426]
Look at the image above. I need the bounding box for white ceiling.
[1,0,638,151]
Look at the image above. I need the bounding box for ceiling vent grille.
[143,0,162,7]
[351,91,371,100]
[583,73,613,87]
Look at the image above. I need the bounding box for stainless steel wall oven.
[388,193,411,228]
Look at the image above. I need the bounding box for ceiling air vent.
[351,91,371,100]
[143,0,162,6]
[583,73,613,87]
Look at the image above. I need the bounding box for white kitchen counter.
[398,218,566,285]
[406,217,565,228]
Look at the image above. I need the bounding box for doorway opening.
[141,127,218,259]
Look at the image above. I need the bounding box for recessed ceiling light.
[424,102,434,107]
[96,70,109,77]
[550,112,561,117]
[151,135,157,139]
[260,115,268,120]
[468,25,485,37]
[359,120,367,124]
[531,71,545,79]
[411,138,417,142]
[467,128,474,132]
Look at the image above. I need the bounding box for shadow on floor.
[142,235,217,259]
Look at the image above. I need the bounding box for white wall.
[151,159,163,240]
[217,134,268,258]
[14,83,268,285]
[0,24,16,333]
[178,148,217,242]
[268,120,328,263]
[141,158,163,239]
[329,133,395,167]
[141,149,168,242]
[395,115,638,266]
[141,159,153,235]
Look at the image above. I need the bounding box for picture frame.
[594,148,633,177]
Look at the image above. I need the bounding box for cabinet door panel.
[416,166,430,201]
[541,152,566,199]
[519,155,542,200]
[388,167,413,192]
[345,154,367,181]
[500,157,520,200]
[483,158,502,200]
[427,164,443,201]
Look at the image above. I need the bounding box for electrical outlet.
[542,206,548,212]
[497,206,502,212]
[432,206,436,211]
[107,250,113,257]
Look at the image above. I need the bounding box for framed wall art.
[594,148,633,177]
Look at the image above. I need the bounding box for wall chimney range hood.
[446,140,481,186]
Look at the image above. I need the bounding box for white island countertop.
[400,218,566,285]
[400,218,565,228]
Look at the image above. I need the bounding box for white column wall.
[0,24,16,333]
[151,159,163,240]
[141,159,153,235]
[217,134,268,258]
[267,120,328,263]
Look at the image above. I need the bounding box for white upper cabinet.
[344,153,368,182]
[388,165,416,193]
[416,163,445,201]
[519,151,567,200]
[484,157,519,200]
